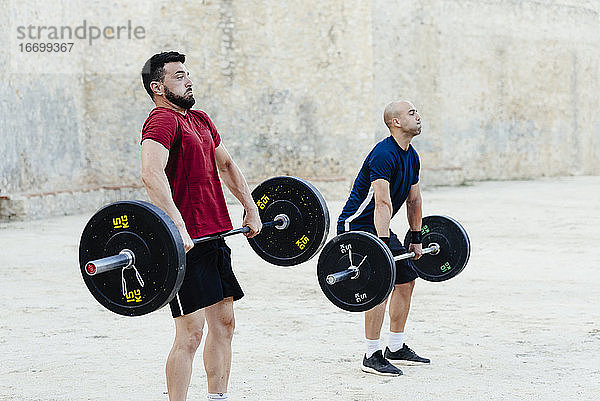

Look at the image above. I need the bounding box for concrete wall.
[372,0,600,184]
[1,0,599,219]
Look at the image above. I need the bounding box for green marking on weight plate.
[440,261,452,273]
[421,225,430,235]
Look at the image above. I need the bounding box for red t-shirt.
[141,107,233,238]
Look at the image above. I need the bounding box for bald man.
[337,100,430,376]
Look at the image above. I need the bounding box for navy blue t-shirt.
[337,136,420,232]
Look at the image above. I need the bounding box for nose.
[185,76,193,87]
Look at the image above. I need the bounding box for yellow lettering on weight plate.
[125,289,143,303]
[256,195,270,210]
[112,215,129,229]
[295,235,309,250]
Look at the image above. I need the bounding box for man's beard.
[164,86,195,109]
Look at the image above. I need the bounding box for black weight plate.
[317,231,395,312]
[403,215,470,282]
[79,200,186,316]
[247,176,330,266]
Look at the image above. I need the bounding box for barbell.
[79,176,330,316]
[80,177,470,316]
[316,215,471,312]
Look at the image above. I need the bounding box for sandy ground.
[1,176,599,401]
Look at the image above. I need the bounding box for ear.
[150,81,163,96]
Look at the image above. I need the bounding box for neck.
[389,130,412,151]
[154,97,187,115]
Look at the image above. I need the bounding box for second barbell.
[316,215,471,312]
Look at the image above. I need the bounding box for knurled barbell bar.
[324,243,441,285]
[317,215,470,312]
[79,176,330,317]
[84,216,289,277]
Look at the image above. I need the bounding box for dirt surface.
[1,177,599,400]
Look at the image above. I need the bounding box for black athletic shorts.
[169,238,244,318]
[337,228,419,284]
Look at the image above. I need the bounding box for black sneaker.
[384,344,430,365]
[361,350,403,376]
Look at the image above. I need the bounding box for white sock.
[207,393,228,400]
[388,331,405,352]
[365,338,380,358]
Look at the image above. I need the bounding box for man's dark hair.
[141,51,186,99]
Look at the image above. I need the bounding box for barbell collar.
[85,249,135,276]
[326,266,359,285]
[273,214,290,230]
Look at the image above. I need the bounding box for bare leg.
[166,309,206,401]
[388,281,415,333]
[365,298,389,340]
[203,297,235,394]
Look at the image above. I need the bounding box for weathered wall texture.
[1,0,599,219]
[372,0,600,184]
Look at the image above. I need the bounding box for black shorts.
[169,238,244,318]
[337,228,418,284]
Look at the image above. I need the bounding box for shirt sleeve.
[198,111,222,148]
[369,151,395,183]
[141,109,178,150]
[412,152,420,185]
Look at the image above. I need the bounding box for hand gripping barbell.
[316,215,471,312]
[79,176,330,316]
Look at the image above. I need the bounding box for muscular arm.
[141,139,194,251]
[406,182,423,258]
[215,144,261,237]
[406,183,422,231]
[372,179,393,238]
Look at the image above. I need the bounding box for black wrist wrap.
[409,230,422,244]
